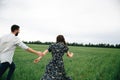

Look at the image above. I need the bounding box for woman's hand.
[34,57,42,63]
[69,52,74,57]
[67,52,74,58]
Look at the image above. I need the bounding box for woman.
[34,35,73,80]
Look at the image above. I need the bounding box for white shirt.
[0,33,29,64]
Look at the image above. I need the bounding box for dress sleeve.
[48,44,53,52]
[64,46,69,53]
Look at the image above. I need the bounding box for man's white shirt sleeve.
[15,37,29,50]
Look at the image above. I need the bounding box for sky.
[0,0,120,44]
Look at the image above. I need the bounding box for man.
[0,24,43,80]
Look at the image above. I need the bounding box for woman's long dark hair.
[56,35,66,45]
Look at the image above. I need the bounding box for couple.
[0,25,73,80]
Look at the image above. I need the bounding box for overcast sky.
[0,0,120,44]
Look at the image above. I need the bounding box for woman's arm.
[42,49,49,55]
[34,49,49,63]
[67,51,74,58]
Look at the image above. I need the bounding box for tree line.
[23,41,120,48]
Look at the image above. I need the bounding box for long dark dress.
[41,42,72,80]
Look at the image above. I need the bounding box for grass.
[1,44,120,80]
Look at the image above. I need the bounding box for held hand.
[34,58,41,63]
[37,51,44,57]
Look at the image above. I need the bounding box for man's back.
[0,33,17,53]
[0,33,20,64]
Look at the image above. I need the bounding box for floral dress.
[41,42,72,80]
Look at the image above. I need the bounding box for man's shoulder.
[0,33,10,38]
[1,33,20,41]
[2,33,13,37]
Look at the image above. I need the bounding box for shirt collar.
[10,33,15,36]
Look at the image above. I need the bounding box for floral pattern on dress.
[41,42,72,80]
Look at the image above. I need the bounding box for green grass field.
[1,44,120,80]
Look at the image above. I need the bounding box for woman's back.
[48,42,68,59]
[34,35,73,80]
[41,42,71,80]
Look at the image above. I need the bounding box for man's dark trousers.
[0,62,15,80]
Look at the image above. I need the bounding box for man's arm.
[26,48,43,56]
[16,38,43,56]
